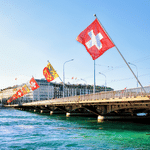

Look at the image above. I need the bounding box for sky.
[0,0,150,91]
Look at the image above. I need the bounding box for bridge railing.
[47,86,150,103]
[7,86,150,105]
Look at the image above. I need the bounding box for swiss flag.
[12,94,19,100]
[76,19,114,60]
[16,89,23,97]
[29,77,40,91]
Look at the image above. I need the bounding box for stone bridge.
[5,86,150,122]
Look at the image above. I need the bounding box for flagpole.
[94,14,146,93]
[59,76,63,82]
[94,60,95,94]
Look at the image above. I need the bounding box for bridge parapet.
[5,86,150,106]
[63,88,149,102]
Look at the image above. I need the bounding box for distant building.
[0,79,113,105]
[32,79,113,100]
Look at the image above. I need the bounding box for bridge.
[5,86,150,122]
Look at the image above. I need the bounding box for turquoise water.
[0,108,150,149]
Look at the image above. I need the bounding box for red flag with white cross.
[76,19,114,60]
[7,93,20,103]
[16,89,24,97]
[29,77,40,91]
[7,97,13,103]
[12,94,19,100]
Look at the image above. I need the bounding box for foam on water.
[0,108,150,149]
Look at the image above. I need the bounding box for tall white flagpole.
[94,60,95,94]
[94,14,146,93]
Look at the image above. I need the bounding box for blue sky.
[0,0,150,90]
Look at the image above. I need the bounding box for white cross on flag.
[16,89,23,97]
[29,77,40,91]
[76,19,114,60]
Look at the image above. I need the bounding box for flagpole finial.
[94,14,97,17]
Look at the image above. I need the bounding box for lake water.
[0,108,150,149]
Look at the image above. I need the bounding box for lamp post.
[99,72,106,92]
[128,62,138,88]
[63,59,74,97]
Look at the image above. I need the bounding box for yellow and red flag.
[43,62,59,82]
[22,84,30,95]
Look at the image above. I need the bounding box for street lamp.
[63,59,74,97]
[128,62,138,87]
[99,72,106,92]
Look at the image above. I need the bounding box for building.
[33,79,113,100]
[0,79,114,105]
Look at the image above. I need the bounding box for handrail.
[6,86,150,105]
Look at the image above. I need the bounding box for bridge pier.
[66,112,70,117]
[50,111,53,115]
[97,114,150,121]
[97,115,105,122]
[40,110,50,113]
[49,111,65,115]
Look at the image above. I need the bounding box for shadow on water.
[22,109,150,133]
